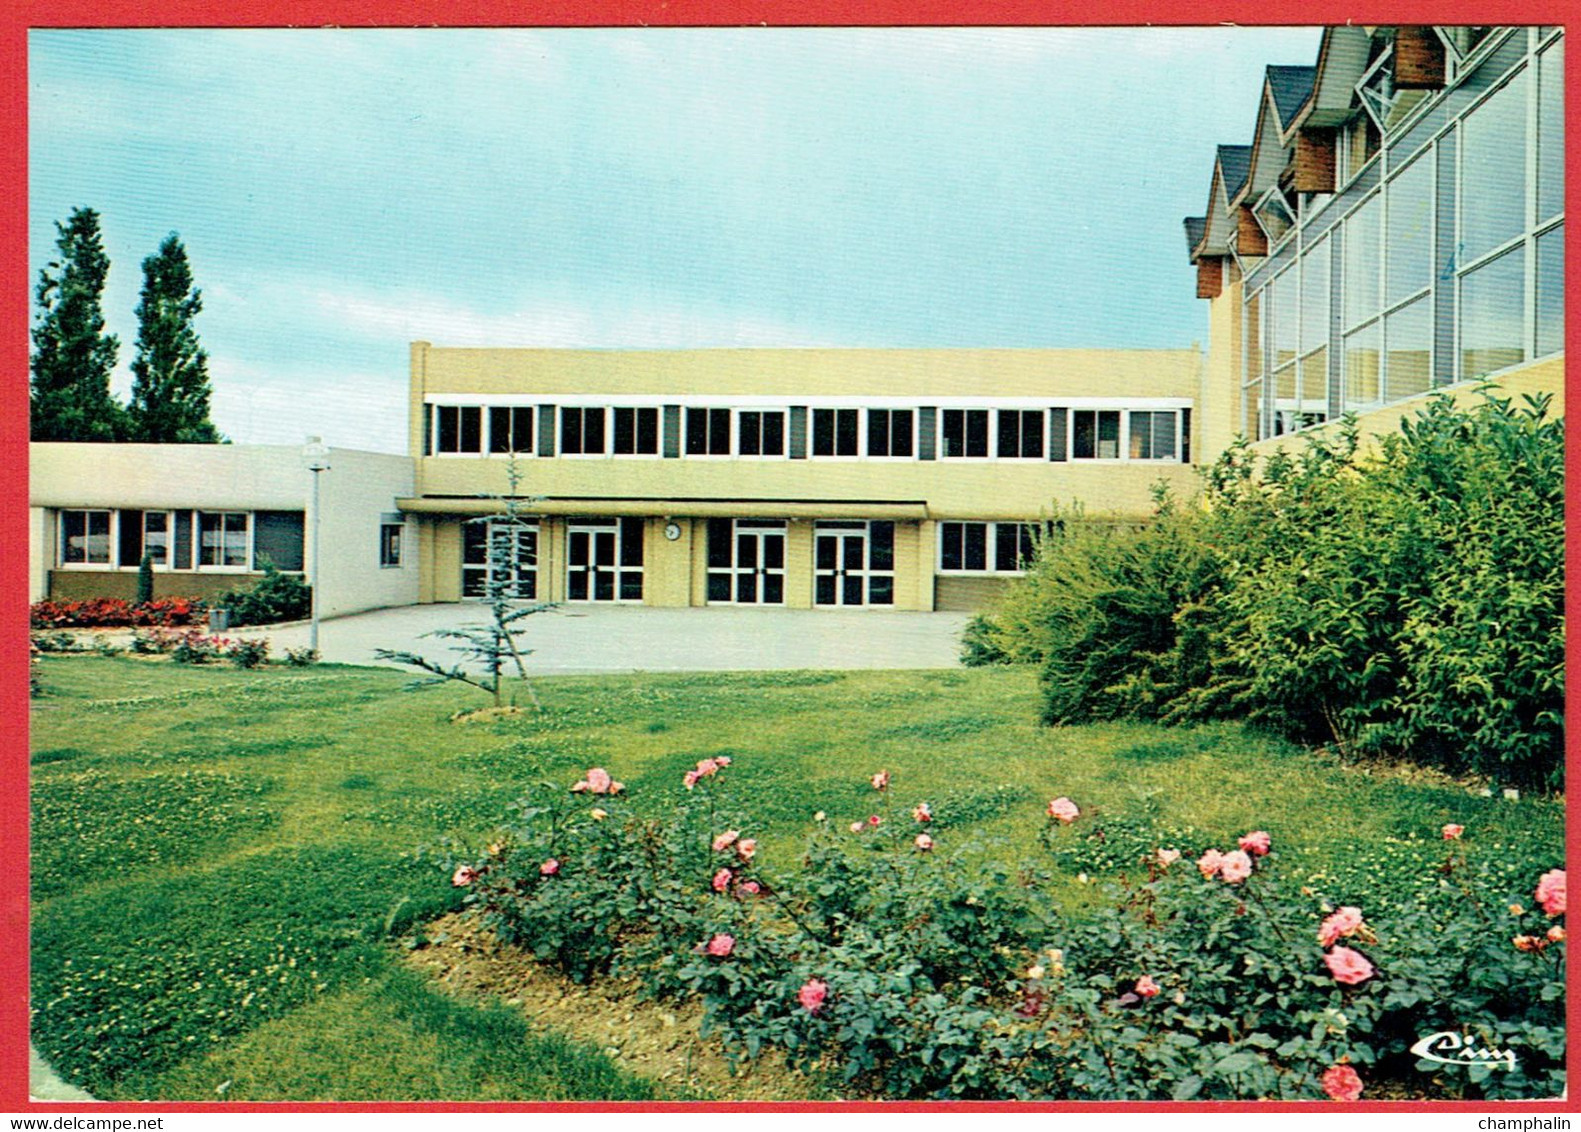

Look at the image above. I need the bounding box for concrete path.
[29,1044,94,1101]
[234,603,973,675]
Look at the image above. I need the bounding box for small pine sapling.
[376,459,553,709]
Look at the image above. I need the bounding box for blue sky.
[30,26,1319,453]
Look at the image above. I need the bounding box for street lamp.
[302,436,332,654]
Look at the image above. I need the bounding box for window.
[1384,297,1431,400]
[435,405,483,454]
[198,512,250,568]
[685,408,732,456]
[60,509,111,565]
[866,409,913,457]
[488,406,534,454]
[380,523,403,568]
[1344,321,1382,410]
[612,407,659,455]
[1301,238,1331,355]
[1537,40,1564,223]
[142,511,170,568]
[1536,225,1564,359]
[560,407,607,455]
[738,410,786,457]
[939,522,988,572]
[463,519,538,599]
[996,410,1044,458]
[1460,247,1526,381]
[940,409,989,458]
[1128,411,1180,460]
[1072,410,1121,459]
[1385,157,1432,306]
[1460,72,1528,264]
[939,521,1041,574]
[811,408,859,457]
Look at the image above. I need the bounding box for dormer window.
[1252,186,1296,245]
[1357,46,1427,133]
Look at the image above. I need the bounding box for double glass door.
[567,517,644,602]
[813,521,894,606]
[706,519,786,605]
[462,519,538,598]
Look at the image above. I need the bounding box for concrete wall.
[31,443,418,619]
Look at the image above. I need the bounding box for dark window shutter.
[662,405,682,458]
[254,511,306,572]
[537,405,556,457]
[1049,409,1068,461]
[917,408,936,460]
[173,510,194,570]
[1180,409,1192,464]
[118,509,143,568]
[788,406,808,459]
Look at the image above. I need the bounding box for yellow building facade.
[400,346,1205,611]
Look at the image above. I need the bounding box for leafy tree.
[128,234,221,443]
[377,460,552,709]
[30,207,126,441]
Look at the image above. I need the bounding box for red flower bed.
[30,597,205,629]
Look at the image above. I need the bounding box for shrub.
[170,631,225,665]
[218,563,311,627]
[227,638,271,669]
[958,615,1010,667]
[135,553,155,605]
[284,646,320,667]
[30,631,85,654]
[993,394,1562,790]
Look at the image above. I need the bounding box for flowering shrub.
[30,596,204,629]
[444,766,1565,1100]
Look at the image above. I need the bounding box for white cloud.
[209,359,407,453]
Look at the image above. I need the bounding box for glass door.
[567,518,643,602]
[813,521,894,607]
[706,519,786,605]
[462,519,538,598]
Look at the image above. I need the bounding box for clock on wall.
[663,521,682,541]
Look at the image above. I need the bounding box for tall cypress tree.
[30,207,126,441]
[128,234,221,443]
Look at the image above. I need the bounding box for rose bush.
[441,765,1565,1100]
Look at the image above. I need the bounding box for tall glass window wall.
[1241,28,1562,439]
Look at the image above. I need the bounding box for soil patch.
[402,913,832,1101]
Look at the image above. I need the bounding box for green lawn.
[29,655,1564,1101]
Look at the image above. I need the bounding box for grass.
[30,655,1565,1100]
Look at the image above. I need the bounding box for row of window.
[56,508,405,572]
[429,403,1193,464]
[1241,29,1563,439]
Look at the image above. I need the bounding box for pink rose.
[1548,925,1566,943]
[739,880,761,896]
[912,802,932,823]
[1197,849,1224,878]
[705,933,735,957]
[1442,823,1464,840]
[1321,1064,1363,1102]
[849,821,865,833]
[696,758,719,777]
[1536,869,1566,917]
[1047,797,1079,824]
[797,978,828,1013]
[1324,946,1374,985]
[1238,830,1272,857]
[1135,975,1160,998]
[712,868,733,892]
[585,767,613,794]
[868,815,882,828]
[915,833,934,851]
[1156,848,1181,868]
[871,770,889,791]
[712,830,740,853]
[540,858,561,876]
[451,865,477,887]
[683,770,699,790]
[1318,906,1365,948]
[571,780,590,793]
[1219,849,1253,884]
[715,756,731,767]
[737,838,757,861]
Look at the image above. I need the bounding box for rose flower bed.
[442,759,1566,1101]
[30,597,204,629]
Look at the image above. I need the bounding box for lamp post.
[302,437,332,654]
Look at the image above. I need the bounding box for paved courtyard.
[236,604,973,674]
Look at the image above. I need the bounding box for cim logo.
[1411,1030,1518,1071]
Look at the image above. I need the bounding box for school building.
[29,24,1563,618]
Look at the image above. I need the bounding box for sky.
[29,25,1321,454]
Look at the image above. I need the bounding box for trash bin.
[208,608,230,632]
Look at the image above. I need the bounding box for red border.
[4,0,1575,1117]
